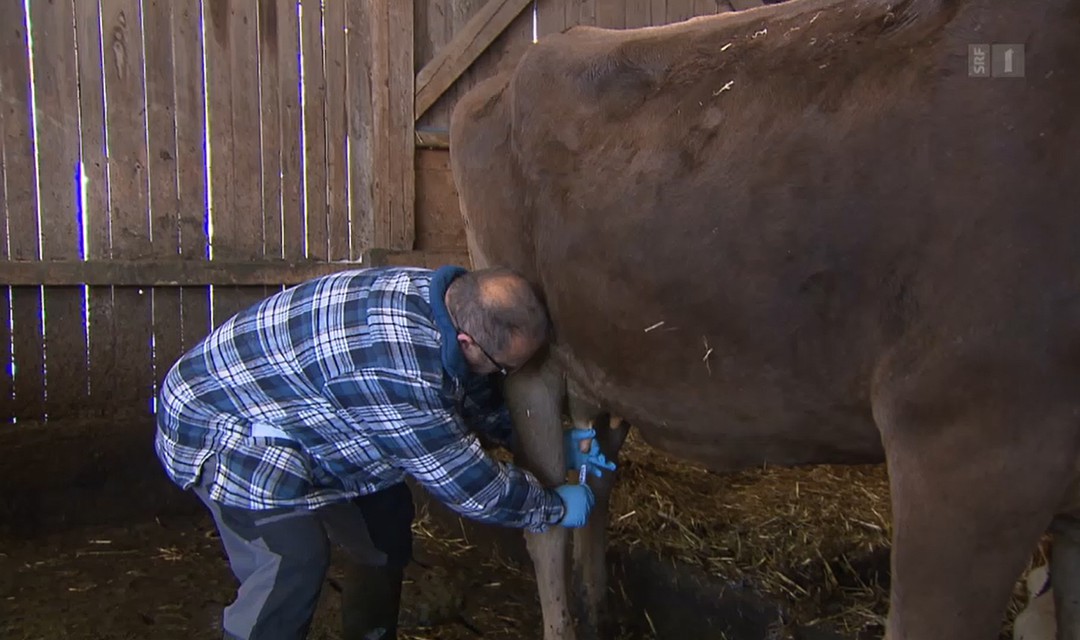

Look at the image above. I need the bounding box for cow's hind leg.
[567,389,631,639]
[504,357,576,640]
[877,384,1076,640]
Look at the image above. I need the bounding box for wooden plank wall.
[412,0,538,257]
[0,0,402,424]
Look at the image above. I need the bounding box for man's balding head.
[444,267,550,374]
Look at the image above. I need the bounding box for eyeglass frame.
[451,325,509,377]
[446,304,516,376]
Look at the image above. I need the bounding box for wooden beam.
[0,253,471,286]
[1,260,361,286]
[366,249,471,269]
[414,0,534,122]
[415,128,451,149]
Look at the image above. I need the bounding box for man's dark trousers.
[194,461,414,640]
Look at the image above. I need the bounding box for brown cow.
[448,0,1080,638]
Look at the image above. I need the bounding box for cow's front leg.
[505,357,575,640]
[568,390,630,640]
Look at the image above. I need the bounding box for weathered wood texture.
[2,261,366,287]
[173,1,212,379]
[74,0,114,419]
[3,1,45,421]
[415,151,467,253]
[0,0,407,422]
[33,0,88,419]
[145,0,184,405]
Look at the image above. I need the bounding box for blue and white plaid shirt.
[154,266,565,532]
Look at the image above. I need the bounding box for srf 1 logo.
[969,44,1025,78]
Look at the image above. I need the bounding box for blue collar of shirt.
[429,265,472,382]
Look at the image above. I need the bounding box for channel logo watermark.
[968,44,1025,78]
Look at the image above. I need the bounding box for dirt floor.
[0,420,1045,640]
[0,502,554,640]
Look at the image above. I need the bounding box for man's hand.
[564,428,617,478]
[554,483,595,528]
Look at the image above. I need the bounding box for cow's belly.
[544,256,889,472]
[550,333,887,473]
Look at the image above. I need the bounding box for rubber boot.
[341,560,404,640]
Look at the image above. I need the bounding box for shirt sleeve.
[322,368,565,532]
[460,374,514,450]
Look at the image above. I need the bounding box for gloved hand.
[554,483,595,528]
[564,428,617,478]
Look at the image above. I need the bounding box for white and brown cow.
[449,0,1080,638]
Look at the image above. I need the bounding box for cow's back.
[450,0,1080,471]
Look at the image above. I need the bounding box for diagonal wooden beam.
[414,0,534,121]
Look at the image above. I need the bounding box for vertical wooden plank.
[625,0,654,28]
[203,0,233,328]
[302,0,328,261]
[173,1,210,353]
[8,286,43,422]
[415,0,453,130]
[729,0,765,10]
[415,150,466,252]
[650,0,668,27]
[569,0,597,27]
[0,103,12,420]
[666,0,697,23]
[1,1,45,421]
[259,0,283,262]
[538,0,569,38]
[75,0,116,416]
[369,1,391,249]
[0,287,10,421]
[207,0,266,324]
[29,0,87,419]
[694,0,723,16]
[596,0,626,28]
[102,0,154,414]
[278,0,305,262]
[369,0,415,251]
[233,0,269,314]
[324,0,349,262]
[144,0,184,394]
[346,0,374,259]
[232,1,265,264]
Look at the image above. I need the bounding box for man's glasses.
[452,322,510,377]
[469,334,510,377]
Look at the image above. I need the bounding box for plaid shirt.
[154,266,565,532]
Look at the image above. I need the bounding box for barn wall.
[0,0,406,424]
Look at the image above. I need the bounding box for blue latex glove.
[554,483,595,528]
[564,428,618,478]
